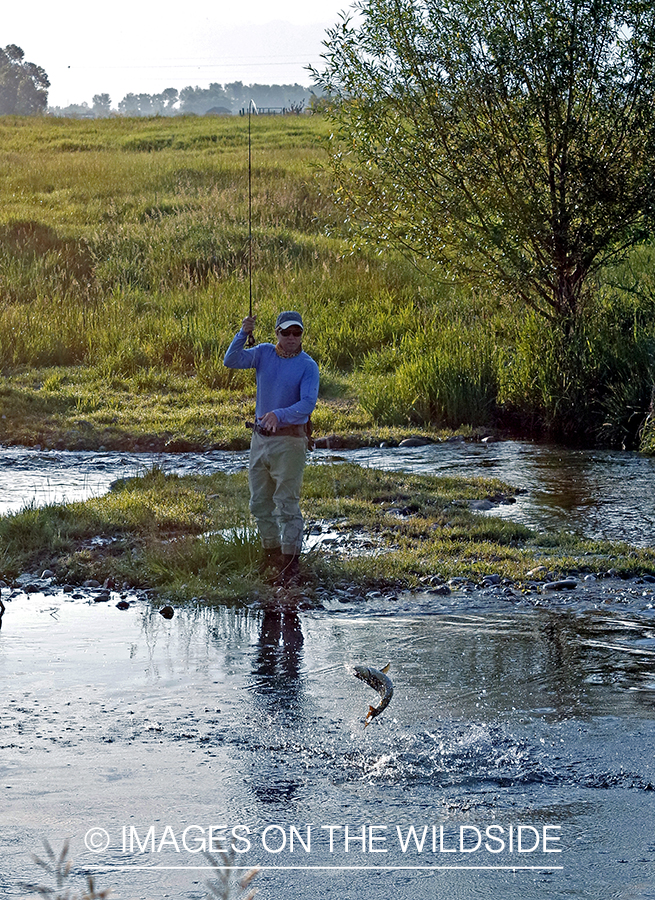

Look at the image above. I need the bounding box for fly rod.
[246,98,256,347]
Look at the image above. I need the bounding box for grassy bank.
[1,114,653,452]
[1,465,653,603]
[0,114,456,449]
[0,365,377,452]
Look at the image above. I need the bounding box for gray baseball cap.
[275,311,304,330]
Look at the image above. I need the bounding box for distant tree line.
[49,82,320,118]
[0,44,49,115]
[0,45,320,118]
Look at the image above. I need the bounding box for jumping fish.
[353,663,394,726]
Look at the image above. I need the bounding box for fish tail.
[364,704,377,726]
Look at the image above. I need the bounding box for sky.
[3,0,355,108]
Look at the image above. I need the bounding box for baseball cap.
[275,311,304,331]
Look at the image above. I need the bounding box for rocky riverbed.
[3,564,655,620]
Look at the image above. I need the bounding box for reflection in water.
[249,604,305,805]
[252,606,305,707]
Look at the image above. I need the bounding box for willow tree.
[313,0,655,325]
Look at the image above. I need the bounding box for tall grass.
[498,285,655,446]
[1,114,654,450]
[359,315,500,428]
[0,115,414,377]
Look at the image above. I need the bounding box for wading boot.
[259,546,282,580]
[276,553,301,587]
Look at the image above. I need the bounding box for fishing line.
[245,662,345,693]
[303,662,347,677]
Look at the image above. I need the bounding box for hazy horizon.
[4,0,353,108]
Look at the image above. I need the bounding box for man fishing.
[223,311,319,585]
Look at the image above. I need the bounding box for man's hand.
[242,315,257,334]
[259,411,279,432]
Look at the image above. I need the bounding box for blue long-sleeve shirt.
[223,330,319,425]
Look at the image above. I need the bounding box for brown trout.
[353,662,394,726]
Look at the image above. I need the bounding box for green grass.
[0,114,448,449]
[641,413,655,454]
[0,364,385,451]
[2,465,653,603]
[0,114,654,452]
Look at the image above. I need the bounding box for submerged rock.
[159,605,175,619]
[543,579,578,591]
[399,436,434,447]
[470,499,495,511]
[430,584,452,596]
[16,573,38,586]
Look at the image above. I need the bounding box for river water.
[1,441,654,899]
[2,582,655,900]
[2,439,655,544]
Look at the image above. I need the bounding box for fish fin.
[381,663,390,673]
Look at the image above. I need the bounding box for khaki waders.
[248,430,307,556]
